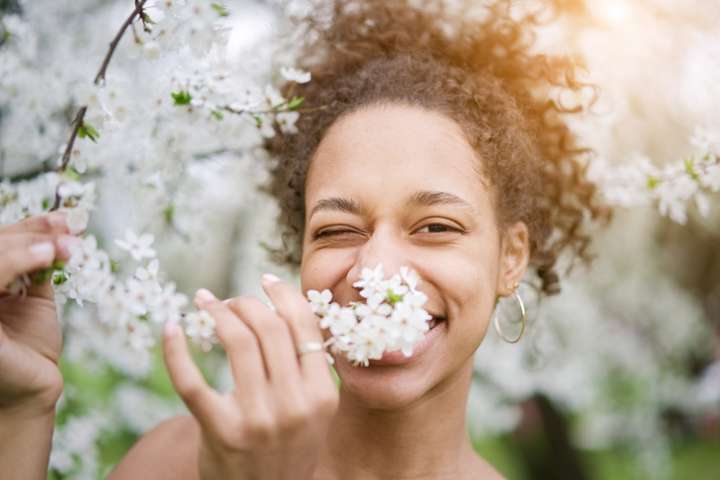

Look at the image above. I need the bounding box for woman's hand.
[162,274,339,480]
[0,212,80,414]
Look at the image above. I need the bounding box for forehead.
[305,103,491,214]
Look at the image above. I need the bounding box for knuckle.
[215,418,246,451]
[244,414,277,442]
[273,296,300,316]
[202,299,225,314]
[224,318,250,336]
[230,296,287,336]
[177,382,204,403]
[280,403,311,431]
[228,295,258,311]
[227,326,257,348]
[37,215,53,231]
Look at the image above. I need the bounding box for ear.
[496,221,530,298]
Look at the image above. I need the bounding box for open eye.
[415,223,462,234]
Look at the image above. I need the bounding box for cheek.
[437,246,499,336]
[300,248,354,293]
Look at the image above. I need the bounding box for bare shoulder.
[109,414,200,480]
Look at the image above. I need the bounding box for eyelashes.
[313,223,462,240]
[415,223,461,234]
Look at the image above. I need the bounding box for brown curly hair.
[260,0,612,296]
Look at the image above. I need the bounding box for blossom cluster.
[591,125,720,224]
[307,264,433,367]
[1,0,315,357]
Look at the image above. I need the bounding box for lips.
[428,315,447,330]
[368,314,448,366]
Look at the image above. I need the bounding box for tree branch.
[50,0,148,211]
[94,0,148,85]
[56,106,86,173]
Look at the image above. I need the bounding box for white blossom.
[280,66,311,83]
[309,263,433,367]
[115,229,157,261]
[307,288,332,315]
[184,310,217,352]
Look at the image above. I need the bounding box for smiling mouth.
[428,316,447,330]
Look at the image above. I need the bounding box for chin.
[333,353,439,410]
[329,319,466,409]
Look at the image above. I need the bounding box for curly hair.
[260,0,612,296]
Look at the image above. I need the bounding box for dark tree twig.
[94,0,148,85]
[50,0,148,211]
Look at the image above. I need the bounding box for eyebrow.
[308,190,474,219]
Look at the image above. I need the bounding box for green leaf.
[77,122,100,143]
[31,267,54,285]
[647,176,659,189]
[140,12,155,25]
[286,96,304,110]
[211,3,230,17]
[110,260,120,273]
[41,197,51,210]
[253,115,263,128]
[211,110,224,121]
[63,168,81,182]
[163,204,175,224]
[684,157,700,181]
[171,90,192,106]
[29,260,65,285]
[52,271,69,286]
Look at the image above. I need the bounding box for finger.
[194,290,269,407]
[225,294,301,387]
[0,211,69,235]
[0,242,56,293]
[162,321,224,432]
[0,233,81,260]
[259,274,333,387]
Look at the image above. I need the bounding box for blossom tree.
[0,0,718,478]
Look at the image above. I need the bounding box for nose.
[346,225,413,289]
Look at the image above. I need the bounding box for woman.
[0,0,609,478]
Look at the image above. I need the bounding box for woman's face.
[300,103,528,409]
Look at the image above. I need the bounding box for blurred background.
[1,0,718,478]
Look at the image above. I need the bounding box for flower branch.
[52,0,149,210]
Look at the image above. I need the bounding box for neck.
[315,359,477,480]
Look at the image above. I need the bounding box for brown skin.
[0,211,83,480]
[112,103,528,479]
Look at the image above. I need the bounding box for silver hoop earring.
[492,287,527,344]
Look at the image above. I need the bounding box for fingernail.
[262,273,280,285]
[29,242,54,262]
[164,321,180,337]
[196,288,216,302]
[57,235,82,257]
